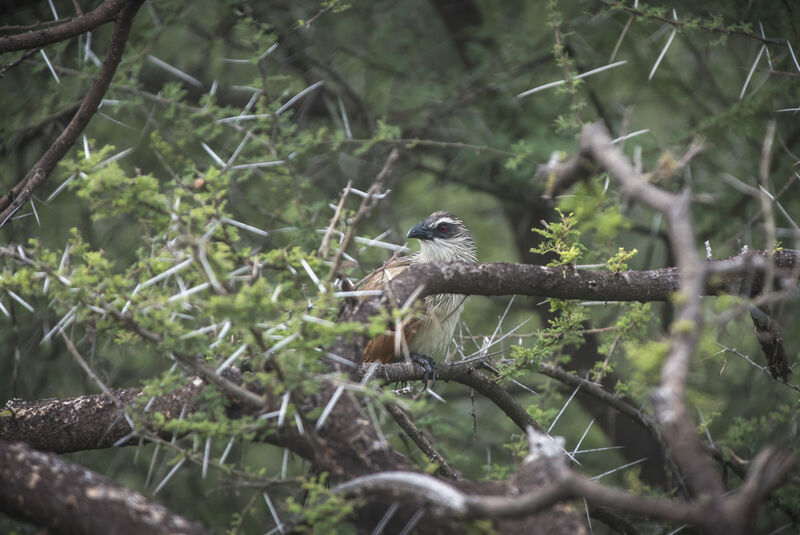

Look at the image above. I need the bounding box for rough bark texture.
[1,379,204,453]
[0,440,213,535]
[749,305,791,381]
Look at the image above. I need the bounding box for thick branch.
[332,250,799,366]
[366,361,543,432]
[334,431,793,532]
[0,0,143,225]
[1,382,202,452]
[0,440,213,535]
[0,0,129,53]
[582,122,723,500]
[464,471,703,523]
[333,459,704,527]
[0,378,311,458]
[748,305,791,381]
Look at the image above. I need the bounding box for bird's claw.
[410,353,437,386]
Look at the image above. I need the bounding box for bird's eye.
[437,223,448,233]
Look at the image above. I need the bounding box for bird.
[357,211,477,382]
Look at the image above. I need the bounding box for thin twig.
[384,402,458,480]
[596,0,784,45]
[325,148,399,284]
[318,181,352,259]
[60,331,122,406]
[0,47,40,77]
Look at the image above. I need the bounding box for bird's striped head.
[407,211,477,263]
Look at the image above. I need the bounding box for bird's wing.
[361,319,421,364]
[356,254,413,291]
[357,256,421,364]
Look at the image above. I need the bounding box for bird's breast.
[408,293,468,357]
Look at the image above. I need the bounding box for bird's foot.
[410,353,436,386]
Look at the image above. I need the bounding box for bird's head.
[406,211,477,263]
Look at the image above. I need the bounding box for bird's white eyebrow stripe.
[432,217,457,227]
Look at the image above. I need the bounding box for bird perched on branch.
[358,211,477,381]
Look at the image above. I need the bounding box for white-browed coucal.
[358,211,477,381]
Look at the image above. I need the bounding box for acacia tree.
[1,1,798,533]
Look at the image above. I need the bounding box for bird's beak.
[407,221,433,240]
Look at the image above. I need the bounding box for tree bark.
[0,440,213,535]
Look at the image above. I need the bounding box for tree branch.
[536,363,660,441]
[331,249,800,367]
[334,429,793,532]
[595,0,785,46]
[0,440,213,535]
[1,382,201,453]
[384,401,458,480]
[0,46,40,77]
[0,0,129,53]
[366,361,543,432]
[0,0,143,225]
[748,305,791,381]
[0,377,311,459]
[581,122,723,500]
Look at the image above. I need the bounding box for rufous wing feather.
[357,256,420,364]
[361,318,421,364]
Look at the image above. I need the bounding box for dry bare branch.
[365,361,543,433]
[0,0,144,226]
[0,0,129,53]
[384,401,458,480]
[748,305,792,381]
[581,122,722,499]
[325,148,400,284]
[333,428,792,533]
